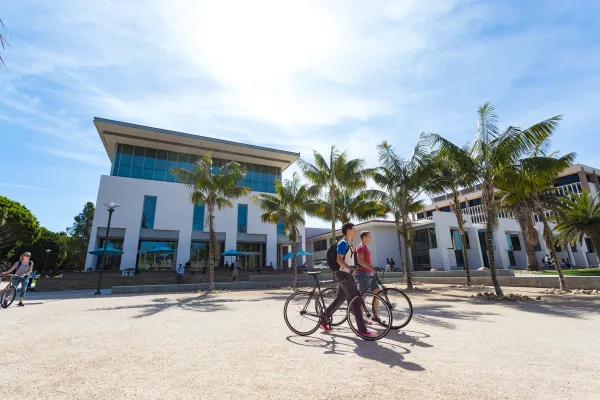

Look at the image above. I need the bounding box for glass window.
[585,237,595,253]
[192,203,205,231]
[510,235,521,251]
[117,165,131,177]
[571,242,578,253]
[96,239,124,270]
[155,150,167,170]
[137,240,177,271]
[167,151,178,170]
[469,198,482,207]
[120,144,134,168]
[154,170,166,181]
[452,230,462,250]
[428,228,437,248]
[132,146,145,167]
[237,204,248,233]
[142,196,157,229]
[313,239,328,252]
[131,166,143,179]
[277,221,285,235]
[534,239,542,252]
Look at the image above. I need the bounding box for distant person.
[232,262,239,282]
[385,258,391,272]
[2,252,34,306]
[176,263,185,284]
[390,258,396,272]
[225,261,230,270]
[269,261,274,271]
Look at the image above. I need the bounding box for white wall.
[85,175,295,271]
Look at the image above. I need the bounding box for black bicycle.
[283,271,392,341]
[0,274,17,309]
[321,269,413,330]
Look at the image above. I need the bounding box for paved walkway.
[2,285,599,399]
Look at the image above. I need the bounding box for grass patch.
[538,268,600,277]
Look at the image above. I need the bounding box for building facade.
[85,118,304,274]
[305,164,600,271]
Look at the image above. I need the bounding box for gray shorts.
[355,271,381,293]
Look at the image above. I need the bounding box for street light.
[95,202,119,295]
[43,249,52,275]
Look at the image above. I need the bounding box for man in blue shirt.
[321,223,374,338]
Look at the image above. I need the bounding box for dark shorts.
[355,271,381,293]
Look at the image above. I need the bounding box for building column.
[266,234,277,268]
[176,230,191,268]
[121,229,141,271]
[495,230,510,269]
[85,233,100,271]
[577,170,590,191]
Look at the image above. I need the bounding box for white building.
[85,118,304,274]
[306,164,600,271]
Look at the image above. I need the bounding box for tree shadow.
[410,303,498,329]
[286,332,425,371]
[435,292,600,320]
[90,292,260,318]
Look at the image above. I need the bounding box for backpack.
[326,239,351,271]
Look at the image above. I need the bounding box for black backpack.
[326,239,351,271]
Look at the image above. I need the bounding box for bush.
[430,268,438,272]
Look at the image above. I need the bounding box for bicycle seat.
[307,271,321,275]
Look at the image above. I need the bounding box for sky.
[1,0,599,232]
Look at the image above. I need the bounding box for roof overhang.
[94,117,300,171]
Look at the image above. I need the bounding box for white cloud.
[0,182,49,192]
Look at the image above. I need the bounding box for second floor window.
[142,196,157,229]
[238,204,248,233]
[192,204,205,231]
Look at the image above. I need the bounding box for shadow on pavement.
[90,292,265,318]
[431,292,600,319]
[411,303,499,329]
[286,330,426,371]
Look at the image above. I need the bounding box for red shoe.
[320,322,332,332]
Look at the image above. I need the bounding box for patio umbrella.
[221,249,245,256]
[281,252,294,261]
[89,246,123,256]
[146,246,176,255]
[295,250,312,257]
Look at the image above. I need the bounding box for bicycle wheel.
[347,293,392,341]
[376,288,413,329]
[1,286,17,309]
[283,291,323,336]
[320,287,347,326]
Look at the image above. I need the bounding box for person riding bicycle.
[355,231,384,323]
[2,252,34,307]
[320,223,375,338]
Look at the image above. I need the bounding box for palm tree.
[172,153,250,290]
[423,139,479,285]
[495,152,575,272]
[494,154,575,290]
[427,103,562,296]
[370,141,433,290]
[554,189,600,266]
[252,173,322,287]
[297,146,373,241]
[319,189,387,226]
[0,19,9,67]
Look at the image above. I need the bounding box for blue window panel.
[469,198,481,207]
[117,165,131,177]
[261,182,269,192]
[277,221,285,235]
[267,174,275,184]
[144,149,156,168]
[167,152,178,170]
[131,167,143,179]
[166,171,176,182]
[452,230,462,250]
[154,170,166,181]
[460,202,467,209]
[237,204,248,233]
[505,233,513,251]
[251,181,260,192]
[192,204,205,231]
[142,196,157,229]
[439,206,451,212]
[142,168,154,180]
[132,147,145,167]
[211,166,219,175]
[155,151,167,170]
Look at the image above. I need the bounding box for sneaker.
[320,322,332,332]
[17,303,24,307]
[359,330,377,338]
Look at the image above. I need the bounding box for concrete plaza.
[2,285,599,399]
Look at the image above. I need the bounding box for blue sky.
[1,0,599,232]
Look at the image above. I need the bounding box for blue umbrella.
[295,250,312,257]
[221,249,245,256]
[146,246,176,255]
[281,252,294,261]
[89,246,123,256]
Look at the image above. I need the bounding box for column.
[176,230,191,267]
[121,229,140,271]
[577,170,590,191]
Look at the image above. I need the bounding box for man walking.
[355,231,384,320]
[321,223,374,338]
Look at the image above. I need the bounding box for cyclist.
[2,252,34,306]
[355,231,383,322]
[320,223,375,338]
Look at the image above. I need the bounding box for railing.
[462,204,514,224]
[533,182,583,222]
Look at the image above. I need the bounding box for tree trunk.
[516,212,539,270]
[208,206,215,291]
[330,185,336,241]
[453,191,471,286]
[485,218,504,297]
[291,228,297,288]
[540,214,568,290]
[399,220,414,290]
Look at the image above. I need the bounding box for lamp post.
[95,202,119,295]
[43,249,52,275]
